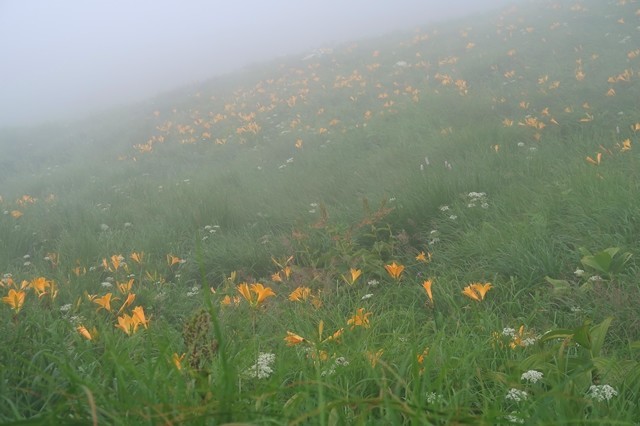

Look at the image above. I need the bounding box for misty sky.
[0,0,511,128]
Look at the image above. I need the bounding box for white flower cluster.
[186,286,200,297]
[244,352,276,379]
[521,370,543,383]
[466,192,489,209]
[425,392,444,404]
[587,384,618,402]
[505,388,528,402]
[321,356,350,377]
[202,225,220,241]
[504,412,525,424]
[502,327,516,337]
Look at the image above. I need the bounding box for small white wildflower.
[367,279,380,287]
[23,261,31,266]
[467,203,476,208]
[100,224,110,231]
[517,142,525,147]
[587,384,618,402]
[439,205,450,212]
[420,164,424,171]
[361,293,374,300]
[334,357,349,366]
[278,164,286,169]
[101,282,113,288]
[309,209,316,214]
[124,222,133,228]
[502,327,516,337]
[321,367,336,377]
[204,225,213,231]
[430,230,438,235]
[389,197,396,202]
[60,304,72,313]
[425,392,444,404]
[245,352,276,379]
[286,157,294,163]
[449,215,457,220]
[186,286,200,297]
[505,412,525,424]
[522,337,538,347]
[574,268,585,277]
[69,315,85,326]
[505,388,528,402]
[429,238,440,245]
[23,254,31,260]
[481,203,489,209]
[521,370,543,383]
[310,203,319,208]
[588,275,603,282]
[570,306,582,313]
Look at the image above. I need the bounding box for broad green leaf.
[544,276,571,294]
[590,317,613,357]
[540,328,575,342]
[573,322,592,350]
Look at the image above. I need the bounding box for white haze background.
[0,0,511,127]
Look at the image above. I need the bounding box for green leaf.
[580,251,612,274]
[573,322,592,350]
[589,317,613,357]
[540,328,575,342]
[544,276,571,294]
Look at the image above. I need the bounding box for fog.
[0,0,510,128]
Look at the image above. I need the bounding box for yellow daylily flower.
[2,289,26,313]
[384,262,405,280]
[347,308,372,329]
[462,282,493,301]
[289,286,311,302]
[76,325,93,340]
[93,293,114,312]
[422,279,434,303]
[284,331,306,346]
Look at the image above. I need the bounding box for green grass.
[1,0,640,424]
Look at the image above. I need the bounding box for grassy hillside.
[1,0,640,424]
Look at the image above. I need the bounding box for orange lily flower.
[237,283,276,308]
[289,286,311,302]
[422,279,434,303]
[462,282,493,301]
[2,289,26,313]
[117,293,136,314]
[384,262,405,280]
[93,293,114,312]
[284,331,306,346]
[172,353,186,370]
[130,252,144,264]
[77,325,93,340]
[115,314,138,335]
[347,308,372,329]
[132,306,149,329]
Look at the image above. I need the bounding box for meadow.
[1,0,640,424]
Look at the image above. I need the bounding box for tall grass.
[1,0,640,423]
